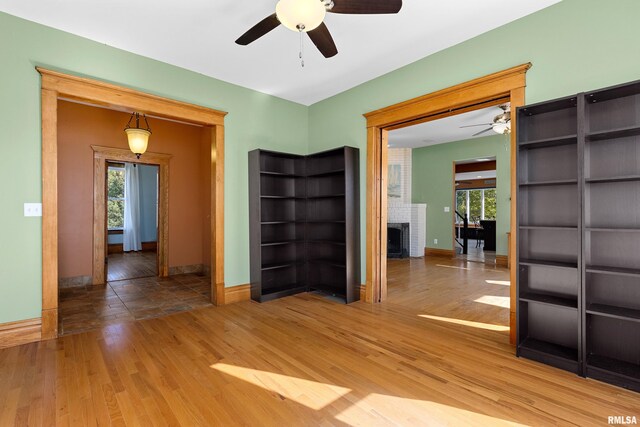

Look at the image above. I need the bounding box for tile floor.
[58,274,212,335]
[107,251,157,281]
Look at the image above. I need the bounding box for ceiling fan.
[235,0,403,59]
[460,104,511,136]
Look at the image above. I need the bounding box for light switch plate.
[24,203,42,217]
[444,207,450,212]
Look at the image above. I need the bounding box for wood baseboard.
[225,284,250,304]
[424,247,454,258]
[225,284,366,305]
[168,264,204,275]
[496,255,508,268]
[0,318,42,349]
[59,275,93,288]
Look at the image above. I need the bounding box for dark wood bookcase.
[517,95,581,374]
[249,146,360,304]
[583,80,640,391]
[517,79,640,392]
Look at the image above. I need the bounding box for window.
[107,166,125,229]
[455,188,497,223]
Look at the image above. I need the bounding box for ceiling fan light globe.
[276,0,326,32]
[492,122,510,135]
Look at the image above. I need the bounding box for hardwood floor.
[107,251,157,281]
[387,257,508,326]
[58,274,211,335]
[1,257,638,425]
[454,239,497,264]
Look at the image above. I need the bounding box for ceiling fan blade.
[329,0,402,14]
[460,123,493,128]
[235,13,280,46]
[307,23,338,58]
[472,128,494,137]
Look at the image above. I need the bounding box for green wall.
[411,135,510,255]
[0,12,308,323]
[2,0,640,324]
[308,0,640,279]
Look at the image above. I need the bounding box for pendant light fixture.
[124,112,151,159]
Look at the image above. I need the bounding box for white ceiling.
[388,105,510,148]
[0,0,560,105]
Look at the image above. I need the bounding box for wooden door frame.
[93,146,171,284]
[39,68,227,340]
[363,63,531,344]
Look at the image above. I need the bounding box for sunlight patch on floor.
[335,393,528,426]
[419,314,509,332]
[436,264,471,270]
[210,363,351,410]
[474,295,510,309]
[485,279,510,286]
[212,364,525,426]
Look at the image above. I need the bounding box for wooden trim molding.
[364,63,531,346]
[41,88,58,340]
[364,64,530,128]
[225,284,250,305]
[424,248,455,258]
[212,125,225,305]
[496,255,509,268]
[40,68,226,126]
[455,160,497,173]
[38,68,227,340]
[0,318,42,349]
[92,145,170,284]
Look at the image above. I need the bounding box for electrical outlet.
[434,238,438,245]
[24,203,42,217]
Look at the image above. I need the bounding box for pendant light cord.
[298,25,305,68]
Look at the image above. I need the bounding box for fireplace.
[387,223,410,258]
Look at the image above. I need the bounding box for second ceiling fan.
[235,0,403,59]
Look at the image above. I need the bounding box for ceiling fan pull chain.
[298,25,305,68]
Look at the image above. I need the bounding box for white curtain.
[123,163,142,252]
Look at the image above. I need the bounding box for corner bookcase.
[517,79,640,392]
[248,146,360,304]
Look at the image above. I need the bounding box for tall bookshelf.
[517,79,640,392]
[583,81,640,391]
[248,150,307,302]
[249,147,360,304]
[516,95,581,374]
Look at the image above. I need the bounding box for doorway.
[106,161,160,281]
[364,63,530,344]
[384,108,508,329]
[39,68,226,340]
[453,157,498,264]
